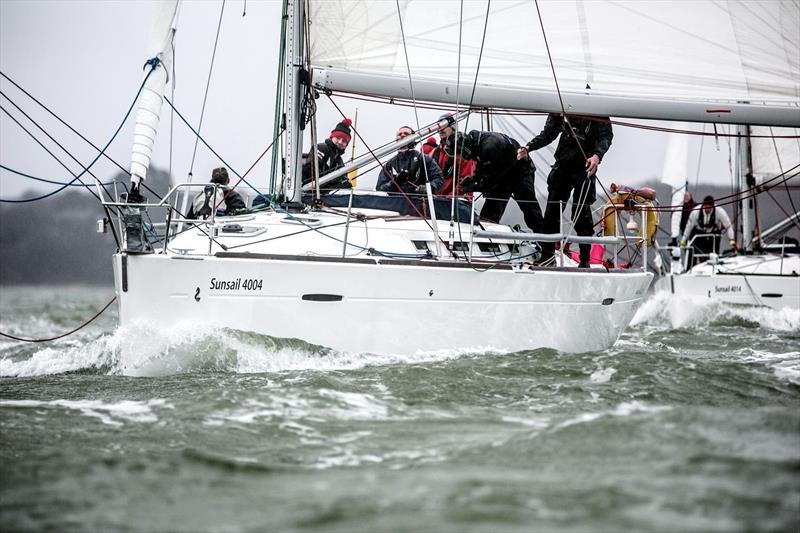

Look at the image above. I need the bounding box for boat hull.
[114,253,653,354]
[655,271,800,310]
[655,254,800,310]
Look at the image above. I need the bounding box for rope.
[0,297,116,343]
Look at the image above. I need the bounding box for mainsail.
[309,0,800,126]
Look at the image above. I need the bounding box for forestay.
[309,0,800,125]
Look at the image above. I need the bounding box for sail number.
[209,277,263,291]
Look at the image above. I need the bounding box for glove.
[460,176,480,193]
[679,239,687,248]
[395,169,409,186]
[415,184,427,194]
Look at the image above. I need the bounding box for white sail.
[660,126,690,240]
[309,0,800,125]
[750,127,800,182]
[129,0,180,186]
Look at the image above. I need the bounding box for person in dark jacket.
[517,114,613,267]
[445,130,543,232]
[188,167,246,219]
[302,118,353,193]
[375,126,444,195]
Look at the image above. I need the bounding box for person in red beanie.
[303,118,353,193]
[421,137,437,156]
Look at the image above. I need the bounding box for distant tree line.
[0,169,170,285]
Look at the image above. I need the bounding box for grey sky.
[1,0,737,201]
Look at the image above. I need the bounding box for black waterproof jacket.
[526,114,613,164]
[375,150,444,194]
[463,130,527,189]
[302,138,351,191]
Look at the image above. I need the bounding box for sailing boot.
[536,242,555,266]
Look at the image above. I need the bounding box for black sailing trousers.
[480,160,544,233]
[541,161,596,263]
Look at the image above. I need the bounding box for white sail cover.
[129,0,180,184]
[309,0,800,124]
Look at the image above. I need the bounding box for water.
[1,286,798,532]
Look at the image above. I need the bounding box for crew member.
[445,130,543,232]
[518,114,613,267]
[302,118,353,193]
[431,114,475,197]
[188,167,246,219]
[681,195,735,263]
[376,126,443,194]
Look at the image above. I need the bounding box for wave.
[0,320,499,378]
[632,291,800,332]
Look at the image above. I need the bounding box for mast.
[282,0,305,204]
[738,124,756,251]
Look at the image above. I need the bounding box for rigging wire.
[0,105,102,204]
[531,0,631,263]
[189,0,227,175]
[0,70,165,202]
[163,96,262,194]
[0,164,114,188]
[0,65,159,202]
[0,92,112,202]
[769,126,800,226]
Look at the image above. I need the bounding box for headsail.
[129,0,180,188]
[661,125,690,241]
[309,0,800,125]
[751,127,800,181]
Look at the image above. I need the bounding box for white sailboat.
[655,124,800,310]
[107,0,799,354]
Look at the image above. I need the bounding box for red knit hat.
[330,118,352,143]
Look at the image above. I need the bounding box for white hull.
[114,254,652,354]
[112,202,653,353]
[655,254,800,310]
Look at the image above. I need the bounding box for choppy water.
[1,286,798,532]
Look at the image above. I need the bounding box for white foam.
[553,401,672,431]
[737,349,800,385]
[633,291,800,331]
[590,367,617,383]
[0,338,116,377]
[0,398,169,426]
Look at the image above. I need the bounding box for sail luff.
[129,0,180,186]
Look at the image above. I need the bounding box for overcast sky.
[1,0,741,201]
